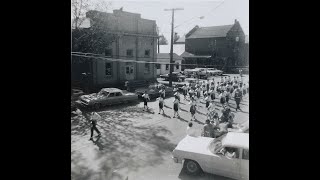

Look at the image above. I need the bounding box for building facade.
[156,53,183,76]
[182,20,248,72]
[72,9,158,91]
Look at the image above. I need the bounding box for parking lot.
[71,74,249,180]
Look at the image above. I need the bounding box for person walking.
[234,88,242,111]
[89,112,102,141]
[157,95,165,114]
[205,94,211,111]
[142,91,150,111]
[173,96,180,118]
[188,88,195,99]
[209,87,215,101]
[207,100,215,119]
[225,89,231,105]
[196,87,201,101]
[182,84,188,100]
[186,122,197,137]
[219,90,226,107]
[189,96,197,121]
[242,83,247,97]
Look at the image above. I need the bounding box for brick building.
[182,19,248,71]
[71,9,158,91]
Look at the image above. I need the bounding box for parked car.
[172,132,249,180]
[160,72,186,82]
[71,88,85,101]
[207,68,223,76]
[135,83,174,99]
[228,121,249,133]
[76,88,138,109]
[184,69,200,78]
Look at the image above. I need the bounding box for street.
[71,74,249,180]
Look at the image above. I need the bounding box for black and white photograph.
[71,0,249,179]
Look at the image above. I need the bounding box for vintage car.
[172,132,249,180]
[76,88,138,109]
[228,121,249,133]
[184,69,200,78]
[207,68,223,76]
[135,84,174,99]
[160,72,186,82]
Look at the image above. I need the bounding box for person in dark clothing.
[89,112,101,141]
[173,96,180,118]
[234,88,242,111]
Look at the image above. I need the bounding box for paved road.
[71,74,249,180]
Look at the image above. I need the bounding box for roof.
[187,25,234,39]
[180,51,211,58]
[222,132,249,149]
[101,88,121,93]
[157,53,184,61]
[159,44,185,56]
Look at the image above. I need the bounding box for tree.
[174,32,180,43]
[72,0,117,54]
[159,34,168,45]
[72,0,90,29]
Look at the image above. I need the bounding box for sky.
[87,0,249,40]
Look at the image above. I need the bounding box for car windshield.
[98,91,109,96]
[208,134,227,154]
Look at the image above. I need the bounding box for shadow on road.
[162,113,172,119]
[72,106,176,180]
[177,116,189,123]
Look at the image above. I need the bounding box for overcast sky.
[89,0,249,40]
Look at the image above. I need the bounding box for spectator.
[234,88,242,111]
[202,119,214,137]
[186,122,197,137]
[189,97,197,121]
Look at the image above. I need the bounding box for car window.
[115,92,122,96]
[242,149,249,160]
[224,147,240,159]
[109,93,115,97]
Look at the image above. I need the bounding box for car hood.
[79,93,98,102]
[173,136,214,156]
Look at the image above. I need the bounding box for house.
[71,9,158,91]
[156,53,183,76]
[182,19,247,71]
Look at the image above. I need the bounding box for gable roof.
[157,53,183,62]
[175,36,185,44]
[159,44,185,56]
[187,24,234,39]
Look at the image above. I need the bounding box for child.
[205,94,211,109]
[182,84,188,100]
[173,96,180,118]
[207,100,214,119]
[189,97,197,121]
[189,88,194,99]
[225,89,231,105]
[157,95,165,114]
[142,91,150,111]
[219,90,226,107]
[242,83,247,97]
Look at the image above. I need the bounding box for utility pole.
[164,8,183,87]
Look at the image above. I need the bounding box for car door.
[240,149,249,180]
[107,92,116,105]
[115,92,124,103]
[209,147,241,179]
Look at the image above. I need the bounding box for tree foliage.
[159,34,168,45]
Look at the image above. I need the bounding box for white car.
[172,132,249,180]
[207,68,223,76]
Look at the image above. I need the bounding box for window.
[105,63,112,76]
[126,49,133,57]
[115,92,122,96]
[109,93,115,97]
[176,63,179,70]
[126,66,130,74]
[145,63,150,73]
[105,49,112,56]
[145,50,150,57]
[242,149,249,160]
[156,64,160,69]
[166,64,169,70]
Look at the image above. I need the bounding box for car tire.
[183,159,202,175]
